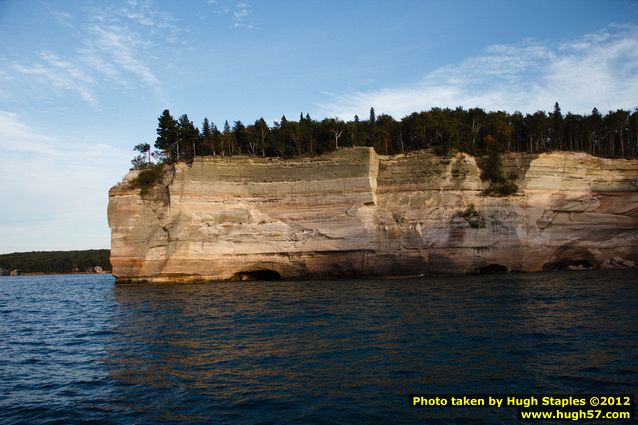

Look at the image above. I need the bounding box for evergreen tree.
[134,143,151,164]
[482,135,504,182]
[155,109,178,162]
[255,118,269,156]
[201,118,215,156]
[131,143,151,169]
[177,114,199,161]
[551,102,563,149]
[233,120,247,154]
[221,120,236,156]
[376,114,397,154]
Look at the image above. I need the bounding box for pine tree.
[221,120,236,156]
[233,120,247,154]
[201,118,215,156]
[154,109,178,162]
[551,102,563,149]
[133,143,151,167]
[177,114,199,161]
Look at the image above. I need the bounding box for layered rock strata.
[108,148,638,282]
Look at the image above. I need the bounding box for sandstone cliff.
[108,148,638,283]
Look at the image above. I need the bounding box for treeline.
[131,103,638,168]
[0,250,111,275]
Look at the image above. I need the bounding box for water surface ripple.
[1,270,636,423]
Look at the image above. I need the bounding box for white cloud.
[85,24,161,89]
[232,2,254,29]
[10,52,98,104]
[319,25,638,118]
[207,0,254,29]
[0,111,131,253]
[2,0,175,106]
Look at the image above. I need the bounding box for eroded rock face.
[108,148,638,282]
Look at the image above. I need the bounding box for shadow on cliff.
[232,269,283,281]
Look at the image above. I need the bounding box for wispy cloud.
[232,2,253,28]
[9,52,98,104]
[84,23,161,89]
[207,0,254,29]
[319,25,638,118]
[0,111,131,252]
[1,0,178,106]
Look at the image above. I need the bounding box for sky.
[1,0,638,253]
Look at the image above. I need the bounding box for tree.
[609,109,630,156]
[177,114,199,161]
[154,109,178,162]
[246,124,259,156]
[349,115,363,147]
[269,120,288,157]
[467,107,486,154]
[286,121,304,155]
[134,143,151,164]
[551,102,563,150]
[233,120,247,154]
[487,111,513,153]
[481,134,518,196]
[482,135,504,181]
[201,118,215,156]
[220,120,236,156]
[588,107,603,155]
[299,114,315,154]
[326,118,344,150]
[376,114,397,154]
[369,107,376,124]
[525,111,549,153]
[131,142,151,169]
[254,118,269,156]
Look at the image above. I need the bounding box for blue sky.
[1,0,637,253]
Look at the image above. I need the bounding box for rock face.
[108,148,638,283]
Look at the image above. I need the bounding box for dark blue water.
[1,271,636,424]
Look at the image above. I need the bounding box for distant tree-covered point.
[130,104,638,170]
[0,250,111,275]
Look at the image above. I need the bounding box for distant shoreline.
[0,249,111,276]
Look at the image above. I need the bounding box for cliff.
[108,148,638,283]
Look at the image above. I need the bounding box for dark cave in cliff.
[478,264,509,274]
[233,270,283,281]
[542,259,594,271]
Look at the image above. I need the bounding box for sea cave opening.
[478,264,509,274]
[542,259,594,271]
[233,269,283,281]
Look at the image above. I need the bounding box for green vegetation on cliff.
[128,163,165,195]
[478,135,519,196]
[0,250,111,275]
[130,103,638,172]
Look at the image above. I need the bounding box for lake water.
[1,271,636,424]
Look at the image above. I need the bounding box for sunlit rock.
[108,148,638,283]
